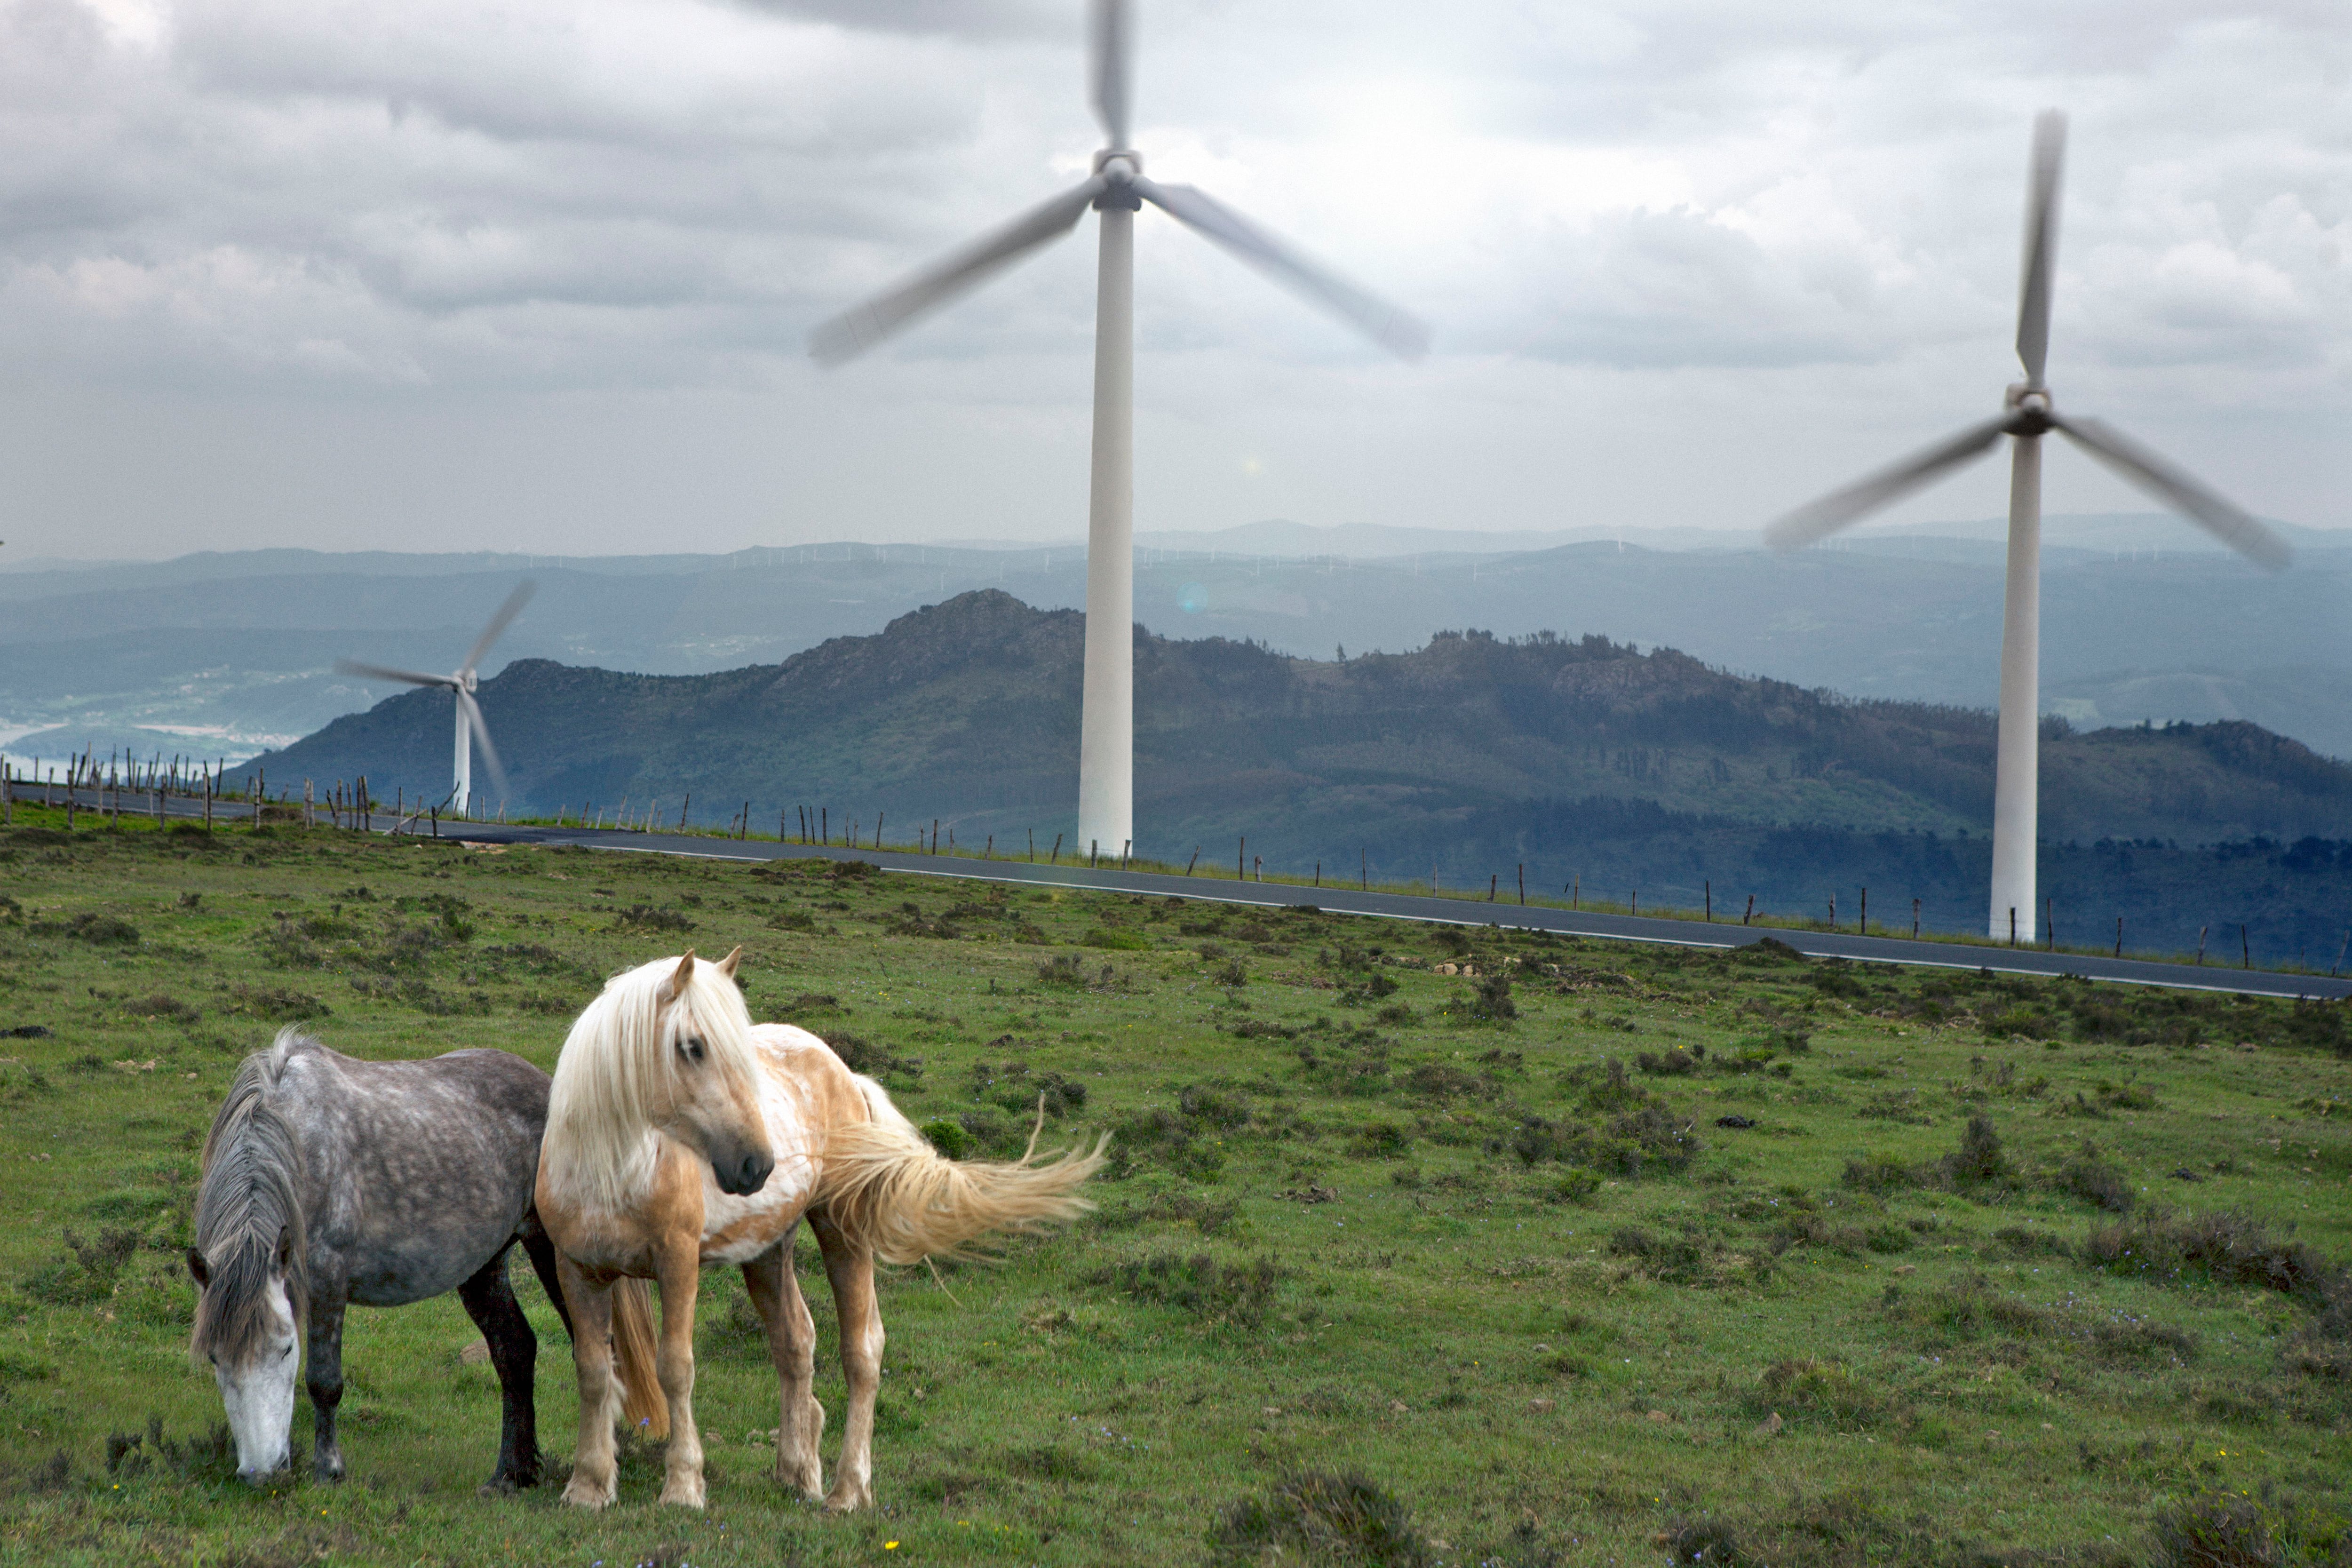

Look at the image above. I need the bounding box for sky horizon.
[2,0,2346,561]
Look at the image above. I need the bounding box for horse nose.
[738,1150,772,1194]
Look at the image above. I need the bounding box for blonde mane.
[544,953,763,1213]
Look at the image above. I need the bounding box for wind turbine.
[335,581,535,817]
[810,0,1427,861]
[1765,112,2289,942]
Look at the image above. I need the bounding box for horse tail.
[609,1278,669,1439]
[814,1079,1108,1265]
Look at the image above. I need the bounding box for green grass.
[0,818,2348,1566]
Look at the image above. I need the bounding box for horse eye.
[682,1036,706,1062]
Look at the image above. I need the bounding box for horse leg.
[809,1210,882,1513]
[556,1255,620,1510]
[458,1242,542,1492]
[741,1234,824,1501]
[520,1215,577,1344]
[652,1235,707,1509]
[304,1290,349,1483]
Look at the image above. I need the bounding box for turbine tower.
[1765,112,2289,941]
[336,581,534,816]
[810,0,1426,861]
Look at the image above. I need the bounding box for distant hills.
[235,591,2352,960]
[8,517,2352,769]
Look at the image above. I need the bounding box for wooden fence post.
[1519,864,1526,906]
[1744,895,1755,926]
[1186,847,1200,876]
[1703,880,1710,921]
[1913,898,1920,939]
[1050,832,1062,864]
[2196,925,2208,965]
[2114,917,2123,958]
[2241,924,2251,968]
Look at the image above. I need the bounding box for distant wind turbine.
[336,582,535,816]
[810,0,1427,860]
[1764,112,2289,942]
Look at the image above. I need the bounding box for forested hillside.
[238,591,2352,955]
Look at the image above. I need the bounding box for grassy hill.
[0,825,2348,1564]
[234,590,2352,956]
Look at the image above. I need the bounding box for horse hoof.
[658,1478,707,1510]
[560,1477,614,1511]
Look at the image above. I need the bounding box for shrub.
[1084,927,1152,951]
[825,1032,922,1086]
[1467,971,1516,1023]
[2055,1140,2135,1212]
[612,905,694,933]
[1608,1225,1710,1283]
[52,913,141,946]
[1637,1047,1702,1076]
[1888,1273,2054,1343]
[1087,1252,1282,1330]
[223,983,331,1021]
[1752,1359,1892,1428]
[919,1118,973,1159]
[2149,1490,2280,1568]
[24,1226,140,1306]
[1940,1115,2013,1188]
[1208,1471,1435,1568]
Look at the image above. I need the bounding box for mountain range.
[8,517,2352,768]
[233,590,2352,961]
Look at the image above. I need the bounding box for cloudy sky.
[0,0,2346,560]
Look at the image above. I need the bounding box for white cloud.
[0,0,2345,558]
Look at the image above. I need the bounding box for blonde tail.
[610,1277,669,1439]
[818,1094,1108,1266]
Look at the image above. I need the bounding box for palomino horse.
[187,1029,660,1485]
[538,949,1106,1512]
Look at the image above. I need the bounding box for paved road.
[14,783,2346,1001]
[468,822,2352,1003]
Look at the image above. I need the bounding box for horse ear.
[186,1248,209,1289]
[658,950,697,1004]
[276,1227,295,1273]
[715,946,742,982]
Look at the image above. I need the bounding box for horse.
[186,1028,661,1486]
[537,948,1106,1513]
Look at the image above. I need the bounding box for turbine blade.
[463,580,536,677]
[455,687,510,803]
[336,659,453,688]
[1089,0,1132,149]
[2050,412,2292,571]
[810,177,1109,365]
[2017,110,2066,388]
[1130,175,1430,359]
[1764,414,2016,551]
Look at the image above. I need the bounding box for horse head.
[188,1092,309,1484]
[649,948,774,1196]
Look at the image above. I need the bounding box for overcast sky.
[0,0,2346,561]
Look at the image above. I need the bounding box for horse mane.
[191,1029,310,1367]
[544,953,763,1213]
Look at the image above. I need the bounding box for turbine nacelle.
[2003,384,2055,438]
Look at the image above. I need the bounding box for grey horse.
[187,1028,573,1488]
